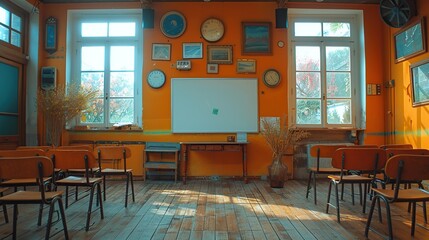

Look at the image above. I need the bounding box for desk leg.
[243,145,248,184]
[183,145,188,185]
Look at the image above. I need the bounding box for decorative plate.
[160,11,186,38]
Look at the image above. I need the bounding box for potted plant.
[37,83,97,146]
[260,117,310,188]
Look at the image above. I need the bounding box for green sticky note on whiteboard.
[212,108,219,115]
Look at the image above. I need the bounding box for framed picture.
[45,16,57,53]
[394,17,426,63]
[207,45,233,64]
[410,58,429,107]
[152,43,171,61]
[236,59,256,73]
[207,63,218,74]
[183,42,203,59]
[242,22,272,55]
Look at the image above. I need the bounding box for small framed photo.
[207,63,219,74]
[236,59,256,73]
[410,58,429,107]
[183,42,203,59]
[242,22,272,55]
[394,17,426,63]
[152,43,171,61]
[207,45,233,64]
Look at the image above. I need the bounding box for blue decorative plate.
[160,11,186,38]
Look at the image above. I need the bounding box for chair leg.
[362,183,368,213]
[103,175,107,201]
[57,198,69,240]
[12,204,18,240]
[423,201,427,223]
[365,195,378,238]
[2,204,8,223]
[411,202,417,236]
[313,173,317,205]
[86,185,96,231]
[45,201,55,240]
[75,186,79,202]
[37,203,43,226]
[97,183,104,219]
[130,173,135,203]
[125,174,129,208]
[306,171,312,199]
[335,182,340,223]
[341,183,344,200]
[351,183,355,205]
[326,180,333,213]
[65,186,69,208]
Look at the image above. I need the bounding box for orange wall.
[37,2,386,178]
[387,0,429,149]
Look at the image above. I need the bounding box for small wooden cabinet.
[143,142,181,182]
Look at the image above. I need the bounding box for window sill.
[67,126,143,132]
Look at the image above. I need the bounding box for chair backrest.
[57,145,94,152]
[0,149,46,157]
[380,143,413,150]
[385,154,429,181]
[309,144,349,158]
[385,148,429,158]
[0,156,53,179]
[16,146,52,152]
[332,148,387,172]
[49,149,98,170]
[344,145,379,148]
[95,146,131,170]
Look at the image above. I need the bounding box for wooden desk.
[180,141,249,184]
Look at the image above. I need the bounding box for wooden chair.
[306,144,348,205]
[365,154,429,240]
[16,145,52,151]
[326,148,386,222]
[379,143,413,150]
[95,146,134,207]
[0,156,68,240]
[50,149,104,231]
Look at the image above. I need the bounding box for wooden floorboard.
[0,179,428,239]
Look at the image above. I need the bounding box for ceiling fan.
[380,0,416,28]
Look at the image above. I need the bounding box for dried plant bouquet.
[38,83,97,146]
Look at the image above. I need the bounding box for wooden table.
[180,141,249,184]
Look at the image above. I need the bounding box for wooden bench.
[144,142,180,182]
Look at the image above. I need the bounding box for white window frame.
[288,9,365,129]
[66,9,143,129]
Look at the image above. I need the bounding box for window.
[289,12,362,128]
[69,10,142,128]
[0,4,23,48]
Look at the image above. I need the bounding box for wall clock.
[147,69,166,89]
[160,11,186,38]
[201,18,225,42]
[380,0,416,28]
[263,69,281,88]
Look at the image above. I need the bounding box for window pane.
[294,22,322,37]
[327,72,351,98]
[327,99,351,124]
[109,99,134,123]
[81,46,105,71]
[296,72,321,98]
[0,25,9,42]
[0,115,18,135]
[11,31,20,47]
[0,7,9,26]
[296,99,321,124]
[81,72,104,97]
[323,22,350,37]
[81,98,104,124]
[326,46,350,71]
[111,46,134,71]
[82,23,107,37]
[109,22,135,37]
[296,46,320,71]
[11,14,21,32]
[110,72,134,97]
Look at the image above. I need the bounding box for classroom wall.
[36,1,386,178]
[387,0,429,149]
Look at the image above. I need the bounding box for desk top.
[180,141,249,145]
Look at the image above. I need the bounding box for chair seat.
[308,167,344,173]
[56,176,102,186]
[372,188,429,202]
[101,168,132,174]
[0,190,63,202]
[68,168,100,173]
[328,174,373,182]
[1,177,52,186]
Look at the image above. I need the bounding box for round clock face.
[147,70,166,89]
[263,69,281,88]
[160,11,186,38]
[201,18,225,42]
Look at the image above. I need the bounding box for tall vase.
[268,154,288,188]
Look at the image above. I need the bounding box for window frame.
[67,10,143,129]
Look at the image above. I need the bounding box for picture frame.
[242,22,272,55]
[207,45,233,64]
[183,42,203,59]
[410,58,429,107]
[152,43,171,61]
[236,59,256,73]
[207,63,219,74]
[45,16,57,53]
[394,17,426,63]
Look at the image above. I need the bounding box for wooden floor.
[1,179,429,240]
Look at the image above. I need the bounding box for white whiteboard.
[171,78,258,133]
